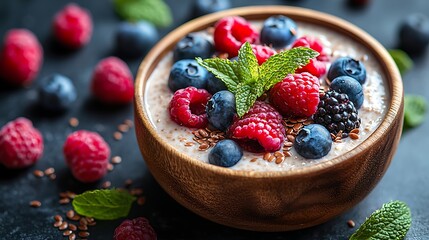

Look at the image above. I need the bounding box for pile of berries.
[167,15,368,166]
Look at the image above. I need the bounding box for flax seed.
[111,156,122,164]
[130,188,143,196]
[350,128,360,134]
[107,163,114,171]
[33,170,44,177]
[54,215,63,222]
[192,131,201,138]
[69,233,76,240]
[274,151,283,157]
[124,119,133,128]
[349,133,359,140]
[303,119,313,125]
[347,220,355,228]
[250,158,258,162]
[330,133,336,140]
[79,218,88,226]
[275,156,284,164]
[184,142,194,147]
[59,221,68,230]
[113,131,123,140]
[67,191,76,199]
[78,224,88,231]
[44,167,55,175]
[102,181,111,189]
[218,53,229,59]
[66,210,75,220]
[268,155,275,162]
[69,117,79,127]
[263,152,271,160]
[284,151,292,157]
[283,147,292,151]
[198,129,209,138]
[63,230,72,236]
[286,128,294,135]
[59,198,70,204]
[293,123,303,132]
[30,200,41,208]
[54,221,62,227]
[286,135,295,142]
[284,141,293,147]
[124,179,133,187]
[49,173,56,180]
[198,143,209,151]
[118,124,129,133]
[68,223,77,231]
[79,231,90,237]
[137,197,146,205]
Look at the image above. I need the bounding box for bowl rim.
[134,5,403,178]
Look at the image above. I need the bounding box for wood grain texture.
[134,6,403,231]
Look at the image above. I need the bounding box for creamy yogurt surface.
[143,21,389,171]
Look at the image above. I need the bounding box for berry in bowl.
[134,6,403,231]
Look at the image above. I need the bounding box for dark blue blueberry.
[206,90,236,131]
[208,139,243,167]
[173,33,214,62]
[330,76,364,109]
[116,21,158,58]
[206,73,227,94]
[194,0,231,17]
[168,59,210,92]
[294,124,332,159]
[260,15,298,49]
[327,57,367,85]
[399,13,429,55]
[38,74,77,112]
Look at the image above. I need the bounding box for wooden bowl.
[134,6,403,231]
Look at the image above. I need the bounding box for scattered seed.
[124,179,133,188]
[59,221,68,230]
[63,230,72,236]
[59,198,70,205]
[286,128,294,135]
[184,142,194,147]
[111,156,122,164]
[349,133,359,140]
[263,152,271,161]
[284,151,292,157]
[69,117,79,127]
[198,129,209,138]
[69,233,76,240]
[33,170,44,177]
[275,156,284,164]
[70,214,81,221]
[130,188,143,196]
[118,124,129,133]
[286,135,295,142]
[250,158,258,162]
[66,210,75,220]
[44,167,55,175]
[218,52,229,59]
[54,221,62,228]
[79,231,90,237]
[137,197,146,205]
[30,200,41,208]
[49,173,56,180]
[274,151,283,157]
[68,223,77,231]
[78,224,88,231]
[198,143,209,151]
[284,141,293,147]
[303,119,313,126]
[293,123,303,132]
[102,181,111,189]
[350,128,360,134]
[347,219,356,228]
[79,218,88,226]
[268,155,275,162]
[124,119,134,128]
[54,215,63,222]
[330,133,336,140]
[113,131,123,140]
[107,163,114,172]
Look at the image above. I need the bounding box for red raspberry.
[228,101,285,153]
[168,86,212,128]
[214,16,259,57]
[0,118,43,169]
[91,57,134,104]
[113,217,157,240]
[63,130,110,183]
[251,44,276,65]
[292,36,329,78]
[0,29,43,86]
[53,3,92,49]
[269,72,320,118]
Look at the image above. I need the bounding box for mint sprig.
[197,42,318,117]
[389,49,413,75]
[404,94,427,130]
[72,189,136,220]
[113,0,172,27]
[349,201,411,240]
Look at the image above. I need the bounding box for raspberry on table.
[213,16,259,57]
[269,72,320,118]
[251,44,276,65]
[292,36,328,78]
[0,29,43,86]
[63,130,110,183]
[0,118,43,169]
[228,101,285,153]
[113,217,157,240]
[52,3,92,49]
[91,57,134,104]
[168,86,212,129]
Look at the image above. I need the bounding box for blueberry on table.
[294,124,332,159]
[209,139,243,167]
[399,13,429,55]
[116,21,158,58]
[173,33,214,62]
[38,74,77,112]
[206,90,236,131]
[327,57,367,85]
[207,73,227,94]
[194,0,231,17]
[260,15,298,49]
[330,76,364,109]
[168,59,210,92]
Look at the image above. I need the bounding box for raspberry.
[292,36,328,77]
[0,118,43,169]
[213,16,259,57]
[168,86,212,128]
[228,101,285,153]
[269,72,320,118]
[251,44,276,65]
[91,57,134,104]
[0,29,43,86]
[53,3,92,49]
[63,130,110,183]
[113,217,157,240]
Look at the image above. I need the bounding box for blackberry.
[313,90,361,138]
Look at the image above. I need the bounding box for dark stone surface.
[0,0,428,239]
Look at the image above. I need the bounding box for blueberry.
[399,13,429,55]
[38,74,77,112]
[330,76,364,109]
[206,73,227,94]
[209,139,243,167]
[327,57,367,85]
[260,15,297,49]
[116,21,158,58]
[194,0,231,17]
[206,90,236,131]
[294,124,332,159]
[173,33,214,62]
[168,59,210,92]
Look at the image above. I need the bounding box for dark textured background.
[0,0,428,239]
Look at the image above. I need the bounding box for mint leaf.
[72,189,136,220]
[237,42,259,83]
[260,47,319,92]
[235,83,257,117]
[349,201,411,240]
[113,0,172,27]
[196,57,240,92]
[389,49,413,75]
[404,94,427,129]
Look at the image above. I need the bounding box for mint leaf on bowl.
[350,201,411,240]
[404,94,427,129]
[389,49,413,75]
[113,0,172,27]
[72,189,136,220]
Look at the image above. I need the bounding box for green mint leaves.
[389,49,413,75]
[114,0,172,27]
[196,42,318,117]
[72,189,136,220]
[350,201,411,240]
[404,94,427,130]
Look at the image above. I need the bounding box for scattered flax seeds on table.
[29,200,41,208]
